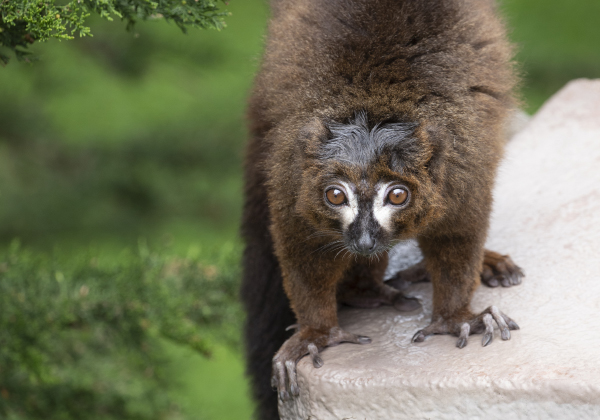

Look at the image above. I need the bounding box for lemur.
[241,1,523,419]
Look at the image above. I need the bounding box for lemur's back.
[251,0,516,133]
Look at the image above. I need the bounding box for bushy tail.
[240,137,295,420]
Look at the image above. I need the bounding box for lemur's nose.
[356,234,376,254]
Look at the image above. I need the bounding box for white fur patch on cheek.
[373,184,395,232]
[339,181,358,229]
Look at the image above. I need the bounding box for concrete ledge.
[279,79,600,419]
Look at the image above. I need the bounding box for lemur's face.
[298,111,435,257]
[322,180,410,255]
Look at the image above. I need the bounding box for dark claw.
[501,328,511,340]
[312,355,323,368]
[290,383,299,397]
[307,343,323,368]
[457,323,469,349]
[357,335,372,344]
[482,332,493,347]
[507,319,520,330]
[500,313,520,330]
[500,276,511,287]
[412,330,426,342]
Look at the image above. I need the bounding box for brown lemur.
[241,0,523,418]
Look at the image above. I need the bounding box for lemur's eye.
[325,188,347,206]
[388,187,409,206]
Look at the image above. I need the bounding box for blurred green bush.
[0,2,268,417]
[0,239,241,419]
[0,1,267,245]
[503,0,600,111]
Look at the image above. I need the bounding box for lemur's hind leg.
[337,254,421,312]
[387,249,524,290]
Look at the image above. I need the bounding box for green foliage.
[0,0,229,64]
[0,0,267,244]
[0,7,263,412]
[0,240,242,419]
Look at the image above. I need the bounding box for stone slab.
[279,79,600,419]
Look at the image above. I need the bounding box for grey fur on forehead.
[320,111,418,167]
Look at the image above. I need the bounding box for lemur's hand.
[412,305,520,349]
[272,326,371,400]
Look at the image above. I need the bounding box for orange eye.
[326,188,347,206]
[388,187,408,206]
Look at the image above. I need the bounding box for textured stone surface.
[279,79,600,419]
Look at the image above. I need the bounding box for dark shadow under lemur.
[241,1,523,418]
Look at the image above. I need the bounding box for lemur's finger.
[481,264,498,287]
[490,306,510,340]
[456,322,470,349]
[273,359,289,400]
[308,343,323,368]
[482,314,494,347]
[285,360,299,397]
[502,313,520,330]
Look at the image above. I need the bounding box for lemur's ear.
[296,117,329,159]
[420,122,448,186]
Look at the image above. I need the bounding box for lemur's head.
[297,111,442,257]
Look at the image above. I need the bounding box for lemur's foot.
[338,281,421,311]
[412,305,519,348]
[481,250,524,288]
[386,260,430,290]
[387,249,524,289]
[272,326,371,400]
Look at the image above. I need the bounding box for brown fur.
[241,1,519,418]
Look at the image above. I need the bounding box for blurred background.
[0,0,598,419]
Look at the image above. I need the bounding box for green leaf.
[0,0,229,64]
